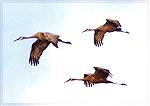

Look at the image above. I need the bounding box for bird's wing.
[94,29,105,47]
[29,40,50,66]
[105,19,121,27]
[44,32,59,48]
[93,67,112,79]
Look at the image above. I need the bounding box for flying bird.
[14,32,72,66]
[65,67,127,87]
[82,19,129,47]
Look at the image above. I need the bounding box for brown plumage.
[65,67,127,87]
[14,32,72,66]
[82,19,129,47]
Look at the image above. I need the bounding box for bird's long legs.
[107,81,127,86]
[116,28,129,34]
[58,39,72,44]
[119,30,129,34]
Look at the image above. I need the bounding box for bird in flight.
[14,32,72,66]
[82,19,129,47]
[65,67,127,87]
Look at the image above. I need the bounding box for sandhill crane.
[82,19,129,47]
[65,67,127,87]
[14,32,72,66]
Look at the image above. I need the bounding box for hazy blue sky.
[2,0,149,106]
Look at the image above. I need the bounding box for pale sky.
[2,0,150,106]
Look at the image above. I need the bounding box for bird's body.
[65,67,127,87]
[14,32,72,66]
[82,19,129,47]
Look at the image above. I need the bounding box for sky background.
[2,0,150,106]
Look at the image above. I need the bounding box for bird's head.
[13,36,24,42]
[64,78,74,83]
[82,29,89,33]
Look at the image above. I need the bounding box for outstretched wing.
[93,67,112,80]
[29,40,50,66]
[94,29,105,47]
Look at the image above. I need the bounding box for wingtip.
[13,39,19,42]
[29,57,39,66]
[64,78,71,83]
[93,67,98,69]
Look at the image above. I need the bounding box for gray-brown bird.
[65,67,127,87]
[82,19,129,47]
[14,32,72,66]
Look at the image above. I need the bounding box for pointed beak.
[64,79,71,83]
[82,29,87,33]
[13,37,21,42]
[82,31,85,33]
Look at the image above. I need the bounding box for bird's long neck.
[22,36,36,39]
[65,78,83,83]
[14,35,37,42]
[71,78,83,81]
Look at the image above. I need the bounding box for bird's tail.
[58,39,72,45]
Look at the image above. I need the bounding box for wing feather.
[93,67,112,80]
[105,19,121,27]
[29,40,50,66]
[44,32,59,48]
[94,30,105,47]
